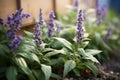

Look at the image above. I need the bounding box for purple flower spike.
[73,0,79,8]
[104,28,112,43]
[76,10,85,44]
[49,11,55,19]
[9,36,23,51]
[7,8,30,38]
[47,11,55,37]
[96,0,107,25]
[39,8,44,25]
[33,22,43,47]
[0,18,4,25]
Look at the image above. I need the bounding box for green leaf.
[24,30,33,38]
[80,41,89,48]
[51,73,62,79]
[32,70,45,80]
[85,49,102,55]
[78,48,99,63]
[17,52,40,64]
[6,66,17,80]
[101,40,112,51]
[85,62,98,76]
[14,57,36,80]
[0,44,10,57]
[85,55,99,63]
[44,49,65,57]
[43,48,54,53]
[78,48,88,57]
[41,64,52,80]
[73,69,81,77]
[14,57,31,75]
[95,32,101,45]
[52,37,72,50]
[63,60,76,77]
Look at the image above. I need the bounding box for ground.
[64,50,120,80]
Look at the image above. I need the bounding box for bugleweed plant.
[57,0,120,61]
[24,9,101,80]
[0,8,39,80]
[0,8,101,80]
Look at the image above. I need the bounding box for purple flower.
[22,14,30,18]
[96,0,107,25]
[9,36,23,51]
[96,6,107,25]
[7,30,16,38]
[33,22,43,46]
[104,28,112,43]
[76,10,85,43]
[47,11,55,37]
[39,8,44,25]
[7,8,30,38]
[95,0,99,9]
[73,0,79,8]
[0,18,4,25]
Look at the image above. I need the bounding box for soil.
[64,50,120,80]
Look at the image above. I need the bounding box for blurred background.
[0,0,119,33]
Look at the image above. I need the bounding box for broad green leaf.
[6,66,17,80]
[78,48,99,63]
[32,70,45,80]
[63,60,76,77]
[52,37,72,50]
[43,48,54,53]
[14,57,30,75]
[85,62,98,76]
[85,55,99,63]
[17,52,40,64]
[44,49,65,57]
[85,49,102,55]
[41,64,52,80]
[78,48,88,57]
[14,57,36,80]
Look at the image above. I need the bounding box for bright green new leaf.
[41,64,52,80]
[63,60,76,77]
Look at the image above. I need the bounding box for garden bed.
[63,50,120,80]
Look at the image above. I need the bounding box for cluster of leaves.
[0,10,102,80]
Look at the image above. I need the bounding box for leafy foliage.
[0,8,103,80]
